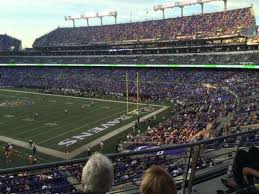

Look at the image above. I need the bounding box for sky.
[0,0,258,48]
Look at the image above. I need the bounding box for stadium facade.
[0,7,259,65]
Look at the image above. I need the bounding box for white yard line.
[0,89,169,159]
[21,105,119,140]
[0,105,168,160]
[37,109,126,145]
[68,105,169,159]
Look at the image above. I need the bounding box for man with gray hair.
[81,153,114,194]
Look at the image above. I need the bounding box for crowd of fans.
[0,68,258,193]
[0,150,218,193]
[33,8,255,48]
[0,5,258,194]
[0,68,258,147]
[1,144,258,194]
[0,68,255,101]
[122,69,259,149]
[0,170,78,193]
[1,52,258,65]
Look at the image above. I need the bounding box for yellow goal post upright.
[125,72,141,115]
[136,72,140,111]
[125,72,129,114]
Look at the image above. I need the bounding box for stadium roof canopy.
[0,34,22,51]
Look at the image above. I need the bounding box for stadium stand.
[0,68,258,147]
[33,8,256,48]
[2,67,258,147]
[0,129,259,194]
[0,68,257,102]
[0,67,258,193]
[0,34,21,52]
[0,3,259,194]
[1,51,259,65]
[0,7,258,65]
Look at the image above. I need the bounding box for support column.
[224,0,227,11]
[162,9,165,19]
[114,16,117,24]
[187,145,201,194]
[100,17,103,26]
[72,19,75,28]
[180,6,184,17]
[200,3,204,14]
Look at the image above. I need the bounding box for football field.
[0,89,167,160]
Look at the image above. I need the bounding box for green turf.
[0,89,159,156]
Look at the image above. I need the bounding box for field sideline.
[0,89,168,159]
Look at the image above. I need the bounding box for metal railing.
[0,128,258,194]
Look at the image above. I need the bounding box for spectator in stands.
[32,8,255,48]
[222,147,259,188]
[140,165,177,194]
[81,153,114,194]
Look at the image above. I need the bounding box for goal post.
[125,73,129,114]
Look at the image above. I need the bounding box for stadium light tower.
[154,2,175,19]
[65,10,117,27]
[81,13,97,27]
[154,0,224,18]
[175,0,197,17]
[65,15,81,28]
[197,0,220,14]
[199,0,225,14]
[97,11,118,25]
[153,5,166,19]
